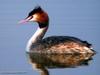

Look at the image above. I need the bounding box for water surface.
[0,0,100,75]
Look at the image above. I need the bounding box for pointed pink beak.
[18,16,32,24]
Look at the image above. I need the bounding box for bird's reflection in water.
[26,50,95,75]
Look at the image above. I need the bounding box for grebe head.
[20,6,49,28]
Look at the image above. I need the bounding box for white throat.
[26,26,48,51]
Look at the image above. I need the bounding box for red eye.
[29,16,33,20]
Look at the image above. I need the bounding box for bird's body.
[28,35,93,54]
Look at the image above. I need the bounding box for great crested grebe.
[19,6,95,54]
[19,6,95,75]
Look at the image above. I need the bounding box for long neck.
[26,25,48,51]
[30,26,48,43]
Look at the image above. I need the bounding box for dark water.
[0,0,100,75]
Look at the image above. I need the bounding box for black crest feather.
[28,6,42,17]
